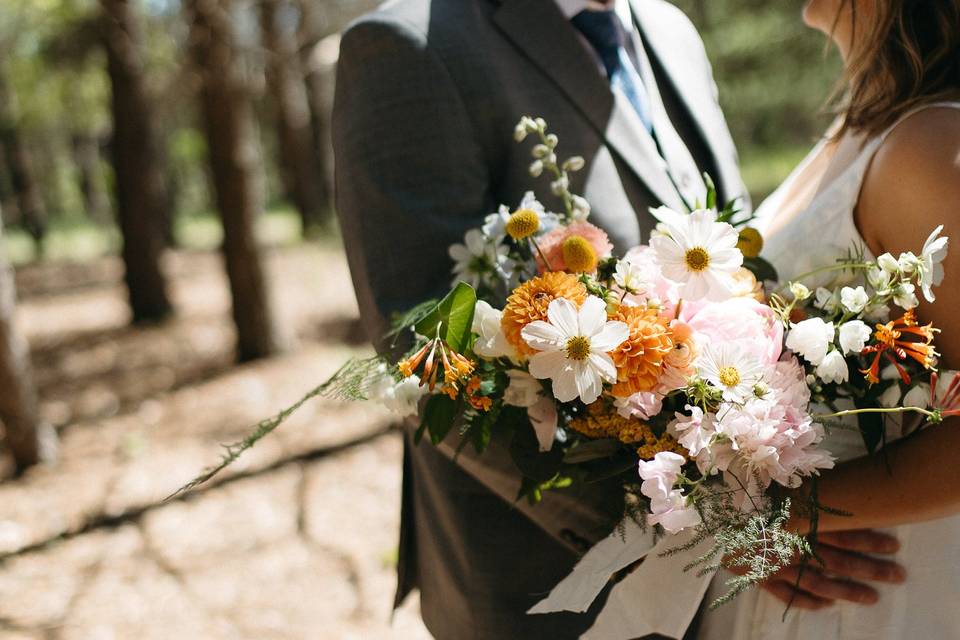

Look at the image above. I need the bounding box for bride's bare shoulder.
[858,104,960,255]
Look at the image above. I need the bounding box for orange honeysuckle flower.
[861,310,939,384]
[398,337,475,393]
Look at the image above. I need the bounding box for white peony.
[840,286,869,313]
[650,209,743,301]
[838,320,872,355]
[522,297,629,404]
[471,300,515,360]
[785,318,836,366]
[815,349,849,384]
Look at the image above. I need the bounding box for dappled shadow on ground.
[0,244,429,639]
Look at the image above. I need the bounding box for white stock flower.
[877,252,900,274]
[448,229,511,289]
[919,225,948,302]
[471,300,515,360]
[697,343,764,403]
[786,318,836,366]
[650,209,743,301]
[815,349,849,384]
[838,320,872,355]
[522,297,629,404]
[840,286,869,313]
[503,369,542,407]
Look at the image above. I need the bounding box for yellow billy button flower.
[737,227,764,258]
[561,235,598,273]
[505,208,541,241]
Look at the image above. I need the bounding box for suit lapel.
[630,0,741,207]
[492,0,686,213]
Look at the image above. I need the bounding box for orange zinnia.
[501,272,588,357]
[609,306,674,397]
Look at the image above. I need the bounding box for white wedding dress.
[697,100,960,640]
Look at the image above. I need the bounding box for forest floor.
[0,244,430,639]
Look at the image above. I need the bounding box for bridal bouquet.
[173,117,951,626]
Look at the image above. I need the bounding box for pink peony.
[680,297,784,365]
[536,221,613,273]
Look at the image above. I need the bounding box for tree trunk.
[100,0,173,322]
[295,0,333,222]
[0,70,48,259]
[185,0,280,362]
[259,0,327,235]
[70,132,111,225]
[0,208,55,473]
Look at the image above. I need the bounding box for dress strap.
[878,100,960,142]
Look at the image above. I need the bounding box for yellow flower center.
[718,366,741,388]
[505,208,541,240]
[562,235,598,273]
[684,246,711,272]
[737,227,764,258]
[565,335,591,361]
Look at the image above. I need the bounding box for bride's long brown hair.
[833,0,960,137]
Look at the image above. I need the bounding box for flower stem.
[812,406,937,421]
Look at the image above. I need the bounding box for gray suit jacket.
[333,1,746,637]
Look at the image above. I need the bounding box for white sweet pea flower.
[893,282,919,310]
[786,318,836,366]
[838,320,872,355]
[697,343,764,403]
[649,489,702,533]
[650,209,743,301]
[919,225,948,302]
[815,349,849,384]
[840,286,869,313]
[448,229,511,289]
[471,300,515,360]
[638,452,700,533]
[503,369,542,407]
[521,297,629,404]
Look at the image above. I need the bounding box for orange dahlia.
[609,306,674,398]
[501,272,587,357]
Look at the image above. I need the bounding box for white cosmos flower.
[448,229,511,289]
[840,286,869,313]
[521,297,629,404]
[650,209,743,301]
[815,349,849,384]
[919,225,948,302]
[697,343,764,403]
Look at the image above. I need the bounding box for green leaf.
[413,282,477,353]
[704,172,717,211]
[419,394,459,445]
[563,438,624,464]
[743,256,779,283]
[510,421,564,482]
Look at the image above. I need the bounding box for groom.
[333,0,900,637]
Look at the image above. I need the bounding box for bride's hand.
[728,529,906,610]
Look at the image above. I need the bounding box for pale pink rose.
[680,297,784,365]
[614,391,663,419]
[537,221,613,273]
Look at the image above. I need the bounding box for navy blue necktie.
[571,9,654,133]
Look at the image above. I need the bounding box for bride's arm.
[811,106,960,533]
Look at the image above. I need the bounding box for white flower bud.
[529,160,544,177]
[532,144,549,158]
[514,124,528,142]
[563,156,585,171]
[877,252,900,274]
[789,282,811,301]
[534,117,547,130]
[544,133,558,147]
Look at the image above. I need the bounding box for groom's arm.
[333,15,622,550]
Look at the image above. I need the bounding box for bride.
[698,1,960,638]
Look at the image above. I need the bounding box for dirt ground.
[0,245,431,639]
